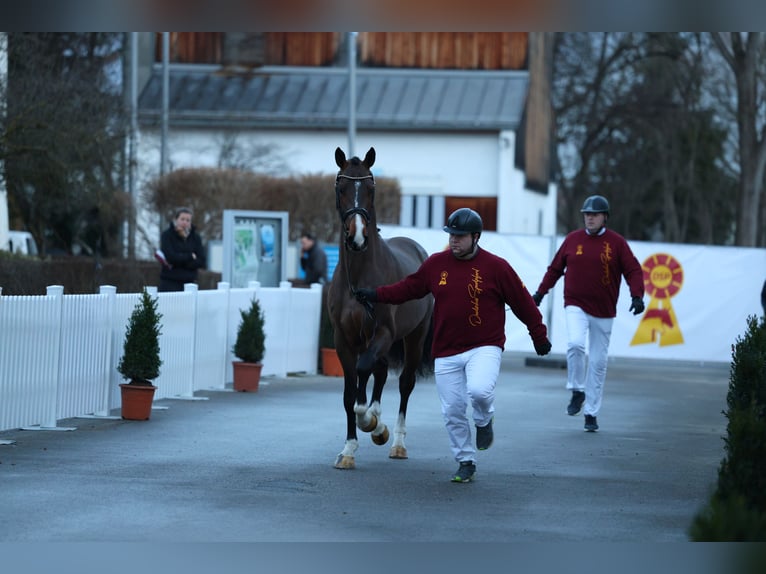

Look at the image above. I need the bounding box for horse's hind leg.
[389,370,415,459]
[389,337,426,459]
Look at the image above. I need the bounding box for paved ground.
[0,352,730,544]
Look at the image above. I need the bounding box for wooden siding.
[444,197,498,232]
[156,32,527,70]
[156,33,340,67]
[359,32,528,70]
[524,33,554,192]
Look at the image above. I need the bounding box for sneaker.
[451,461,476,483]
[476,417,494,450]
[567,390,585,416]
[584,414,599,432]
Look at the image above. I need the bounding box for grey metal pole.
[161,32,169,177]
[347,32,357,157]
[128,32,138,259]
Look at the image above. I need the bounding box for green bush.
[690,314,766,540]
[232,299,266,363]
[117,289,163,386]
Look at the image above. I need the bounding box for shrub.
[117,289,163,385]
[232,299,266,363]
[689,314,766,540]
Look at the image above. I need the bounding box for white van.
[7,230,38,255]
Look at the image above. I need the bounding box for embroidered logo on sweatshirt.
[439,271,448,286]
[468,267,484,326]
[600,242,613,285]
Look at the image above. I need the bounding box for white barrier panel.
[0,293,61,429]
[193,285,230,391]
[286,283,323,375]
[258,282,292,377]
[154,288,197,399]
[57,292,113,419]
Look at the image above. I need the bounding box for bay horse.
[328,146,434,469]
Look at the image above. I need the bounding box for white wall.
[134,127,557,258]
[378,224,766,364]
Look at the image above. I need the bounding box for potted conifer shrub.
[117,289,163,420]
[232,298,266,392]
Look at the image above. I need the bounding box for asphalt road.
[0,352,730,543]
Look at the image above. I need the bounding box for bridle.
[335,172,375,231]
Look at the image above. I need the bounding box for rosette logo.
[630,253,684,347]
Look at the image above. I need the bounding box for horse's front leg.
[334,370,359,469]
[355,348,390,445]
[352,367,384,439]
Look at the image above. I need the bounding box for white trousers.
[434,345,502,463]
[565,305,613,416]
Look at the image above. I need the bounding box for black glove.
[534,338,552,356]
[629,296,645,315]
[531,292,543,306]
[355,288,377,304]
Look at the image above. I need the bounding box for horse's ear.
[363,147,376,169]
[335,147,347,169]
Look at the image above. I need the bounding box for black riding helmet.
[580,195,610,216]
[443,208,483,235]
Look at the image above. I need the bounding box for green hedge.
[689,314,766,540]
[0,252,222,295]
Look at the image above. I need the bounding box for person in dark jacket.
[762,278,766,317]
[158,207,206,292]
[300,232,328,285]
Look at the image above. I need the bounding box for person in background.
[300,232,328,285]
[761,278,766,317]
[354,208,552,483]
[158,207,206,292]
[530,195,644,432]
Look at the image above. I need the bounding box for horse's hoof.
[371,426,389,445]
[334,454,355,469]
[358,414,377,433]
[389,446,408,459]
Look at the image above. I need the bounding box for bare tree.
[710,32,766,247]
[1,33,128,256]
[553,33,736,245]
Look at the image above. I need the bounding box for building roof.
[137,65,529,132]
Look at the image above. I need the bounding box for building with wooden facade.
[133,32,555,249]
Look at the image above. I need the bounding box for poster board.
[222,210,288,288]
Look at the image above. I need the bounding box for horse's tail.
[386,315,434,377]
[418,315,435,376]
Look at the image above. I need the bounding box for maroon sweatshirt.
[535,228,644,318]
[374,247,548,358]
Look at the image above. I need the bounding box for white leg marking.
[392,412,407,450]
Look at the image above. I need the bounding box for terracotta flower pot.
[321,347,343,377]
[120,383,157,420]
[233,361,263,392]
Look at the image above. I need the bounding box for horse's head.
[334,146,376,252]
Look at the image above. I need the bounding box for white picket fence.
[0,281,323,432]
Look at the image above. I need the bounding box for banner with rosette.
[630,253,684,347]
